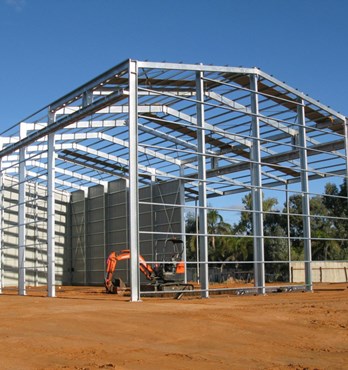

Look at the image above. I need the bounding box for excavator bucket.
[113,277,128,295]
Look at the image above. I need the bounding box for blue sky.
[0,0,347,129]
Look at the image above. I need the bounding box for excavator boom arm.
[104,249,155,293]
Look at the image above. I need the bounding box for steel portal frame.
[0,59,347,300]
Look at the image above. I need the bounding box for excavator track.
[149,282,195,300]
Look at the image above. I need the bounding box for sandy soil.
[0,283,347,370]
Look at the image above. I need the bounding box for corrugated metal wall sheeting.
[106,179,128,283]
[86,185,106,285]
[70,179,183,285]
[1,175,70,287]
[152,180,182,259]
[1,177,183,287]
[70,190,86,285]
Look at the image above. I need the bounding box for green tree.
[207,209,232,253]
[284,192,345,261]
[235,193,279,233]
[185,180,348,282]
[310,195,341,260]
[323,179,348,258]
[185,208,241,264]
[185,212,198,261]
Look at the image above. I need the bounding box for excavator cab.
[154,238,185,281]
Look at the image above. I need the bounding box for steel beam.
[196,71,209,298]
[185,138,346,182]
[179,166,187,283]
[0,145,3,294]
[344,118,348,228]
[165,106,252,148]
[0,89,127,159]
[49,59,129,112]
[298,99,312,292]
[99,133,182,166]
[27,159,108,187]
[137,61,257,75]
[47,122,56,297]
[258,70,346,122]
[250,74,265,295]
[286,182,292,282]
[68,143,161,178]
[206,90,298,136]
[33,182,39,287]
[128,60,141,302]
[55,104,163,116]
[18,122,26,295]
[205,90,331,160]
[155,106,302,178]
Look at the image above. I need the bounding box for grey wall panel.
[152,180,182,262]
[139,184,153,257]
[107,231,128,245]
[1,175,70,287]
[70,190,86,285]
[88,221,104,234]
[1,176,182,288]
[108,204,128,218]
[55,194,70,284]
[62,179,182,286]
[106,179,128,283]
[24,182,47,286]
[86,185,105,285]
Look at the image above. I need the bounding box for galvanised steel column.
[298,99,312,292]
[344,118,348,211]
[18,122,27,295]
[33,182,38,287]
[128,60,141,302]
[0,148,3,294]
[179,166,187,283]
[196,71,209,298]
[343,117,348,261]
[250,74,265,295]
[195,198,199,282]
[47,124,56,297]
[84,192,87,286]
[286,181,292,282]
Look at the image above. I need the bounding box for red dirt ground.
[0,283,347,370]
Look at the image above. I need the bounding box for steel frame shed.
[0,59,347,300]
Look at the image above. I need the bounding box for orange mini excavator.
[104,238,193,297]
